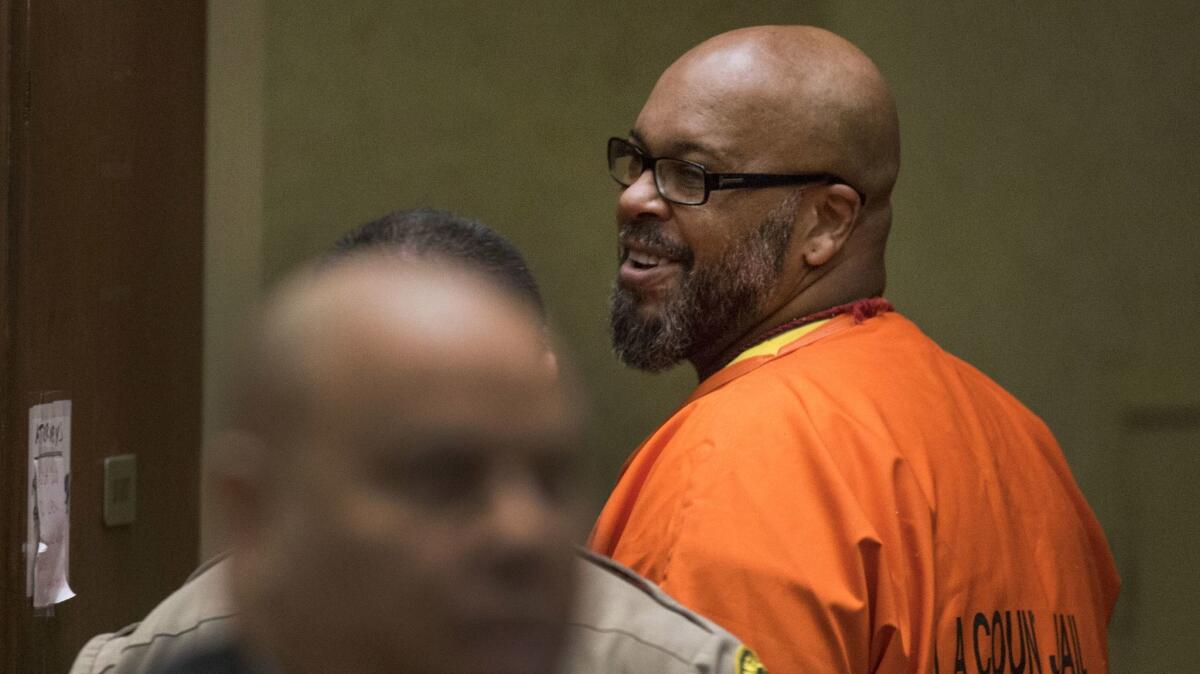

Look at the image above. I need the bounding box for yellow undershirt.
[727,319,833,368]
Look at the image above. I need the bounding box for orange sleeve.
[598,388,936,673]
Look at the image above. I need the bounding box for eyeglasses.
[607,136,859,206]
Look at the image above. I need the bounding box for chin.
[615,287,665,317]
[632,299,667,320]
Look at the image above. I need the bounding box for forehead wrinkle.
[628,127,728,166]
[641,71,794,171]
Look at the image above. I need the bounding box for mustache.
[617,220,694,266]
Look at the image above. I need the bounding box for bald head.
[240,254,558,445]
[223,254,580,674]
[611,26,900,376]
[659,26,900,207]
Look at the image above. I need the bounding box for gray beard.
[609,196,797,372]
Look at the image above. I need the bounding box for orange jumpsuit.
[590,311,1119,673]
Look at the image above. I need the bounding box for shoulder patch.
[735,645,767,674]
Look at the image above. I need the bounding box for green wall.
[260,0,827,503]
[820,4,1199,668]
[206,2,1199,668]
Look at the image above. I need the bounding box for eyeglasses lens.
[608,140,643,187]
[657,160,706,205]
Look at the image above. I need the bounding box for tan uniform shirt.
[70,550,763,674]
[70,552,236,674]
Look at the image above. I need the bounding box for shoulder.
[152,639,251,674]
[740,313,935,386]
[677,312,979,441]
[70,552,238,674]
[677,315,929,424]
[563,548,764,673]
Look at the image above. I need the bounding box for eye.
[609,147,644,186]
[661,160,706,196]
[530,450,574,503]
[375,449,487,510]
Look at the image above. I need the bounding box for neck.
[689,285,882,381]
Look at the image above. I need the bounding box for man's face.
[249,307,580,674]
[610,192,797,371]
[609,71,805,372]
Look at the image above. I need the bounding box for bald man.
[590,26,1119,673]
[191,256,580,673]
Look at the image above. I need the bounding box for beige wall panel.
[203,0,265,559]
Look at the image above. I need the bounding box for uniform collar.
[686,298,894,403]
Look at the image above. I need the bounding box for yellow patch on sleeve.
[735,645,767,674]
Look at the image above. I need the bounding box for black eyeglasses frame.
[607,136,864,206]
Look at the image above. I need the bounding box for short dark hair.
[331,208,544,317]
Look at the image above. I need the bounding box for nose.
[616,166,670,223]
[481,477,565,587]
[487,475,561,554]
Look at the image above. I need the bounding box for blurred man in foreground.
[199,253,579,673]
[73,210,759,674]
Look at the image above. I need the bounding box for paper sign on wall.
[26,399,76,608]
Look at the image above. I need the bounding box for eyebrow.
[628,128,724,164]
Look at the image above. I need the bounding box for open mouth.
[618,244,685,294]
[626,249,670,270]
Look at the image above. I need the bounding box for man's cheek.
[337,490,420,536]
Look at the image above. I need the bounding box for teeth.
[628,251,663,266]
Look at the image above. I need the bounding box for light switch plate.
[103,454,136,527]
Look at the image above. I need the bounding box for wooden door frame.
[2,3,205,669]
[2,0,27,665]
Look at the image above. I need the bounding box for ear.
[801,183,862,267]
[210,430,272,549]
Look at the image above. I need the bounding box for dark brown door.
[1,2,206,671]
